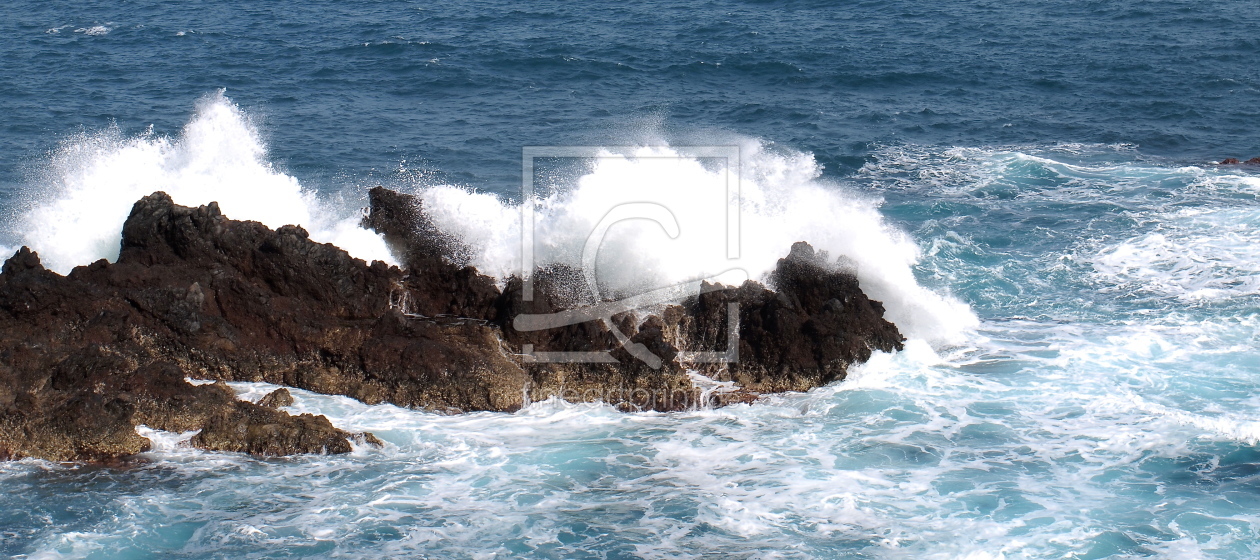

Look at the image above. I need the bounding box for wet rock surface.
[0,188,903,462]
[257,387,295,409]
[365,187,905,409]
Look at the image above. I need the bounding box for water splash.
[413,143,976,345]
[10,91,395,273]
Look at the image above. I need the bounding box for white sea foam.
[134,425,199,452]
[197,320,1248,559]
[413,143,976,344]
[1091,207,1260,301]
[74,25,111,36]
[858,143,1260,311]
[11,133,1260,559]
[25,533,109,560]
[11,91,395,273]
[8,93,971,344]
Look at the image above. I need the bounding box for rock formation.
[0,187,904,463]
[257,387,295,409]
[362,187,904,407]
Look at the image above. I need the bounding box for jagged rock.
[0,193,395,462]
[257,387,295,408]
[1221,158,1241,164]
[671,242,903,398]
[0,188,904,462]
[364,188,904,409]
[491,265,698,411]
[362,186,500,320]
[1247,157,1260,165]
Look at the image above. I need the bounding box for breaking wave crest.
[9,91,397,273]
[414,144,976,344]
[9,93,975,345]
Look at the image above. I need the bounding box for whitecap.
[11,91,396,273]
[74,25,111,36]
[409,142,976,345]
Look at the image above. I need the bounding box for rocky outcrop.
[1219,157,1260,165]
[362,186,500,320]
[0,196,384,462]
[191,402,352,456]
[365,187,905,408]
[0,188,903,462]
[674,241,903,394]
[0,305,358,462]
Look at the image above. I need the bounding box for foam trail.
[11,91,395,273]
[1091,207,1260,301]
[415,144,976,344]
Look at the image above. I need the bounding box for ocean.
[2,0,1260,558]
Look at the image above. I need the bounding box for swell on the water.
[7,91,397,273]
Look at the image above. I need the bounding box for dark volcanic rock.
[0,194,389,461]
[362,186,500,320]
[1221,158,1241,165]
[0,188,905,462]
[495,268,701,411]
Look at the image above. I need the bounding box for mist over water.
[4,0,1260,558]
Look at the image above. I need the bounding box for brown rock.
[257,387,295,409]
[0,187,905,461]
[362,186,501,320]
[191,401,353,455]
[353,432,384,447]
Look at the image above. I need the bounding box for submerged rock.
[0,188,903,462]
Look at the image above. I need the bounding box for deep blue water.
[4,1,1260,559]
[3,0,1258,196]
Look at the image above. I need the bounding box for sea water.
[1,1,1259,558]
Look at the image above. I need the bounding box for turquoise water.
[3,1,1260,558]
